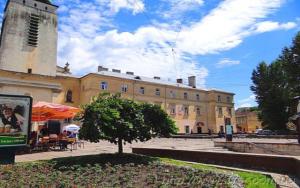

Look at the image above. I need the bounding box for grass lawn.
[161,158,276,188]
[0,154,275,188]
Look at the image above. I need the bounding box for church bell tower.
[0,0,58,76]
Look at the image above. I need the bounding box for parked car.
[255,129,263,134]
[256,129,275,135]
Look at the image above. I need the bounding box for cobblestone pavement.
[16,138,298,162]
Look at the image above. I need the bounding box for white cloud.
[57,0,293,89]
[58,27,209,88]
[253,21,297,33]
[176,0,286,55]
[297,18,300,30]
[236,95,256,109]
[107,0,145,15]
[160,0,204,19]
[56,0,145,16]
[239,103,252,108]
[216,58,240,68]
[238,95,256,104]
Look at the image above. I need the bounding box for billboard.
[226,125,233,135]
[0,94,32,148]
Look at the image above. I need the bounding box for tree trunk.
[118,138,123,154]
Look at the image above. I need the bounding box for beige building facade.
[236,107,262,133]
[80,70,236,134]
[0,69,236,134]
[0,0,236,134]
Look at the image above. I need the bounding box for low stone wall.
[132,148,300,179]
[171,134,218,139]
[171,134,298,139]
[246,135,298,139]
[214,141,300,156]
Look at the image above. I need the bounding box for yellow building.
[0,68,236,134]
[236,107,262,133]
[0,0,236,134]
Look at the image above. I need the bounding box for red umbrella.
[32,102,80,122]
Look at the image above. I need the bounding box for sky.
[0,0,299,108]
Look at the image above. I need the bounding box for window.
[218,107,223,117]
[170,104,176,115]
[228,107,232,116]
[218,95,221,102]
[184,92,188,99]
[139,87,145,94]
[66,90,73,103]
[184,106,189,116]
[155,88,160,96]
[27,68,32,74]
[185,126,190,134]
[196,94,200,101]
[169,90,175,98]
[121,84,128,93]
[227,96,231,103]
[101,81,108,90]
[27,14,39,47]
[196,107,201,116]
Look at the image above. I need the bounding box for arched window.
[66,90,73,103]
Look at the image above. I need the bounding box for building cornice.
[0,77,62,93]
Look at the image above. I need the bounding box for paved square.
[16,138,299,162]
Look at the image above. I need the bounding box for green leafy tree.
[141,103,178,139]
[79,93,177,154]
[251,61,290,130]
[251,31,300,130]
[280,32,300,96]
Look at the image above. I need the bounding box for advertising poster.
[226,125,233,135]
[0,95,32,148]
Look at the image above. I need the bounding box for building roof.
[207,88,235,95]
[56,72,79,78]
[95,70,198,90]
[89,70,234,95]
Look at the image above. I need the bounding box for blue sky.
[1,0,299,108]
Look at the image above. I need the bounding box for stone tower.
[0,0,58,76]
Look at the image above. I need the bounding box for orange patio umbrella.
[31,101,80,122]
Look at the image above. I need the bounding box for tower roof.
[35,0,53,5]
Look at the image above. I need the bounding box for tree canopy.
[79,93,177,154]
[251,32,300,130]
